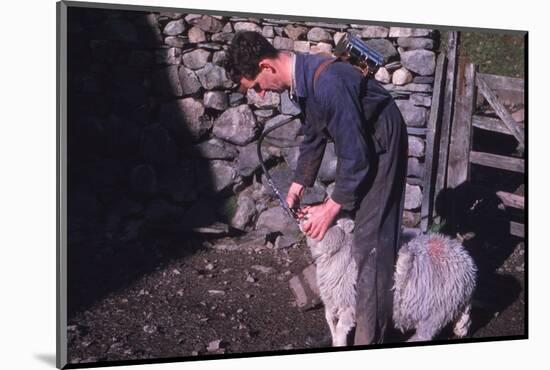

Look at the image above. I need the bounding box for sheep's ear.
[336,218,355,233]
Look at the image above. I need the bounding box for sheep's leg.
[453,304,472,338]
[325,309,338,345]
[334,307,355,347]
[407,323,438,342]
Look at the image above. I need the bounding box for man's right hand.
[286,182,305,213]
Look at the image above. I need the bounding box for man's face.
[238,60,286,96]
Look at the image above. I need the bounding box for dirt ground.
[66,226,525,366]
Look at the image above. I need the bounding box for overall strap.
[313,57,340,94]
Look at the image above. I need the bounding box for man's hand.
[286,182,305,212]
[301,198,342,241]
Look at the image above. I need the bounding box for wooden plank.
[447,62,476,188]
[510,221,525,238]
[496,191,525,210]
[470,151,525,173]
[434,31,460,215]
[477,73,524,93]
[472,114,525,136]
[476,74,525,146]
[421,52,447,232]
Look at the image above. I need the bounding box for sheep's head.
[304,218,354,258]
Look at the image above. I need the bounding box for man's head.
[226,31,291,96]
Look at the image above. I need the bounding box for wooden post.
[434,31,459,219]
[420,52,447,232]
[447,62,476,188]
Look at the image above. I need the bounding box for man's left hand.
[300,198,342,241]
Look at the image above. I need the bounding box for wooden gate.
[421,32,525,238]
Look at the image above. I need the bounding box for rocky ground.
[66,227,525,366]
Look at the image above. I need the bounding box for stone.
[308,27,332,43]
[237,141,272,177]
[204,91,228,110]
[402,210,421,228]
[254,109,275,119]
[334,32,346,45]
[193,138,238,159]
[282,146,300,171]
[246,89,280,109]
[293,41,311,53]
[263,115,302,147]
[145,199,186,224]
[159,98,208,142]
[196,63,234,90]
[384,83,433,93]
[395,99,428,127]
[234,22,262,33]
[212,51,226,66]
[365,39,399,63]
[157,163,197,202]
[318,142,338,183]
[360,26,389,38]
[251,265,276,274]
[413,76,435,84]
[389,27,432,37]
[128,50,153,67]
[184,14,202,24]
[305,21,348,30]
[284,25,308,40]
[256,206,301,237]
[410,94,432,107]
[281,91,302,115]
[405,183,422,210]
[141,125,177,165]
[195,16,224,33]
[155,47,181,65]
[152,65,182,97]
[374,67,391,84]
[131,164,157,194]
[182,49,211,70]
[260,162,293,198]
[211,32,234,43]
[275,234,301,249]
[408,136,426,157]
[213,105,258,146]
[178,97,206,135]
[407,157,424,178]
[199,160,237,193]
[400,50,436,76]
[188,26,207,43]
[273,36,294,51]
[160,12,183,20]
[229,92,245,106]
[262,26,275,38]
[178,67,202,95]
[231,193,257,230]
[301,181,327,205]
[310,42,332,54]
[163,19,186,36]
[397,37,434,50]
[392,68,413,86]
[164,36,187,48]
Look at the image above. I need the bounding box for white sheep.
[304,219,477,345]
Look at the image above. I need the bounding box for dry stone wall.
[68,8,438,247]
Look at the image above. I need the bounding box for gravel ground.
[66,229,525,366]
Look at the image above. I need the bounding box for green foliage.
[460,31,525,78]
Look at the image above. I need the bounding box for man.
[225,31,408,345]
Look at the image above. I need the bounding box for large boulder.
[213,105,258,146]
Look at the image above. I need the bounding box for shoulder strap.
[313,57,339,94]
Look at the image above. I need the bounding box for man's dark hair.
[225,31,279,83]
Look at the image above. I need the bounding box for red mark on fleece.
[428,238,445,260]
